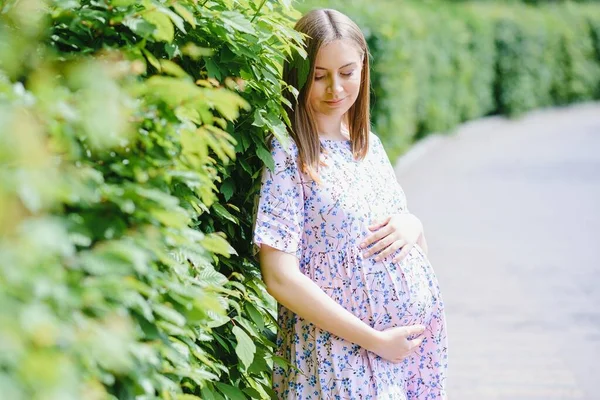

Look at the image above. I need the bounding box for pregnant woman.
[253,9,448,399]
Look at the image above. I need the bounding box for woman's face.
[308,39,363,119]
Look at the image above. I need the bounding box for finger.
[375,239,406,261]
[392,242,415,263]
[397,338,423,362]
[364,234,395,258]
[368,215,391,230]
[408,337,424,352]
[360,225,393,250]
[368,220,384,231]
[403,324,426,336]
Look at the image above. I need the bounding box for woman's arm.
[259,245,424,361]
[260,245,376,348]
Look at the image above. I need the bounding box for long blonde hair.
[282,9,371,181]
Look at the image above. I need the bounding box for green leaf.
[207,89,249,121]
[142,48,162,71]
[159,6,186,34]
[160,60,188,78]
[123,16,156,37]
[197,266,229,287]
[292,47,310,91]
[220,179,235,202]
[205,58,222,80]
[172,3,196,28]
[242,388,262,398]
[247,349,269,375]
[256,145,274,171]
[239,157,252,174]
[181,43,213,59]
[201,233,237,257]
[127,292,155,322]
[149,207,189,228]
[212,331,231,351]
[143,9,174,42]
[244,302,264,331]
[200,387,216,400]
[164,42,179,59]
[153,304,186,327]
[232,326,256,370]
[211,202,237,224]
[233,317,260,339]
[265,113,288,144]
[215,382,247,400]
[252,109,266,127]
[133,186,180,208]
[221,11,255,35]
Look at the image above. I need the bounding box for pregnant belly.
[368,245,439,330]
[308,244,440,330]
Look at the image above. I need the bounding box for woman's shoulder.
[268,134,300,163]
[367,131,392,164]
[368,131,385,149]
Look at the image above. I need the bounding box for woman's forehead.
[314,39,362,70]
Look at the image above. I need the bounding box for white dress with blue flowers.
[253,133,448,399]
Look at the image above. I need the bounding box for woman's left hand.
[360,213,426,263]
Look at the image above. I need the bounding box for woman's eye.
[341,70,354,77]
[314,75,325,81]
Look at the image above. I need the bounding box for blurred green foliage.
[0,0,304,399]
[299,0,600,161]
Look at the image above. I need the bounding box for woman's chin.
[319,105,351,116]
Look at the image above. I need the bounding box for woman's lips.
[324,97,346,106]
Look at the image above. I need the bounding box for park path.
[394,103,600,399]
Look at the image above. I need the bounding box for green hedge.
[485,3,600,111]
[0,0,303,399]
[299,0,600,161]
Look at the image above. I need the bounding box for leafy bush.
[0,0,303,399]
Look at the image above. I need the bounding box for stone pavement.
[394,103,600,399]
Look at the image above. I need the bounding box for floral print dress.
[253,133,448,399]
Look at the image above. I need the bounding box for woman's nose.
[326,76,343,94]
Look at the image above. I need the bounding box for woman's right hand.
[368,325,426,363]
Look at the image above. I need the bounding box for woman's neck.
[315,115,348,140]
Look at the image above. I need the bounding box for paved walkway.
[394,103,600,399]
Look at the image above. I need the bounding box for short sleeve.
[252,137,304,258]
